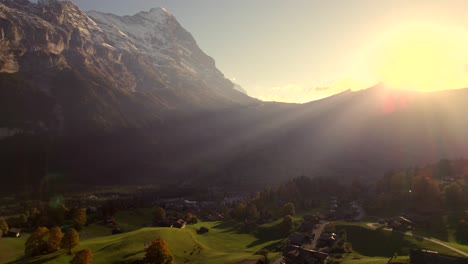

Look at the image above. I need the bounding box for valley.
[1,1,468,263]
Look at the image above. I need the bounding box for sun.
[365,23,468,92]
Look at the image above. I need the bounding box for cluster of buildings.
[282,215,335,264]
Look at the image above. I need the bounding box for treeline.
[1,202,88,233]
[367,158,468,243]
[369,159,468,214]
[224,176,345,234]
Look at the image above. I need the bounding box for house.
[409,249,468,264]
[172,219,187,229]
[284,245,329,264]
[7,228,22,238]
[388,216,413,231]
[317,233,336,248]
[289,232,313,246]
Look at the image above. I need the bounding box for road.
[366,223,468,257]
[306,221,329,249]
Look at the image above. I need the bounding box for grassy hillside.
[3,221,282,264]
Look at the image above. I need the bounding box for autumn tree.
[47,226,64,252]
[0,217,8,236]
[282,202,295,216]
[185,212,198,224]
[154,207,166,223]
[73,208,87,230]
[279,215,294,235]
[144,237,173,264]
[25,226,49,256]
[62,228,79,254]
[71,248,93,264]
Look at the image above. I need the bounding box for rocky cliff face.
[0,0,252,134]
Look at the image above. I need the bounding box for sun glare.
[367,23,468,92]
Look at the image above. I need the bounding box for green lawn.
[336,223,464,257]
[0,235,29,263]
[4,220,282,264]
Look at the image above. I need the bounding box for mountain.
[0,0,253,134]
[2,0,468,193]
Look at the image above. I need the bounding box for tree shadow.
[8,255,60,264]
[247,223,286,249]
[212,221,242,233]
[96,242,118,252]
[122,250,145,259]
[343,225,416,257]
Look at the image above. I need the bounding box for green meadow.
[1,220,282,264]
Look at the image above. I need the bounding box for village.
[1,167,468,264]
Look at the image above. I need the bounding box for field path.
[366,223,468,257]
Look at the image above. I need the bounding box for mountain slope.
[0,0,253,134]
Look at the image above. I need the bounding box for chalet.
[317,233,336,248]
[388,216,413,231]
[7,228,22,238]
[172,219,187,229]
[284,245,329,264]
[409,249,468,264]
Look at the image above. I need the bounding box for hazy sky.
[68,0,468,103]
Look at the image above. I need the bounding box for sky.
[67,0,468,103]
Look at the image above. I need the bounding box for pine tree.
[144,237,173,264]
[47,226,64,252]
[62,228,79,254]
[71,248,93,264]
[25,226,49,256]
